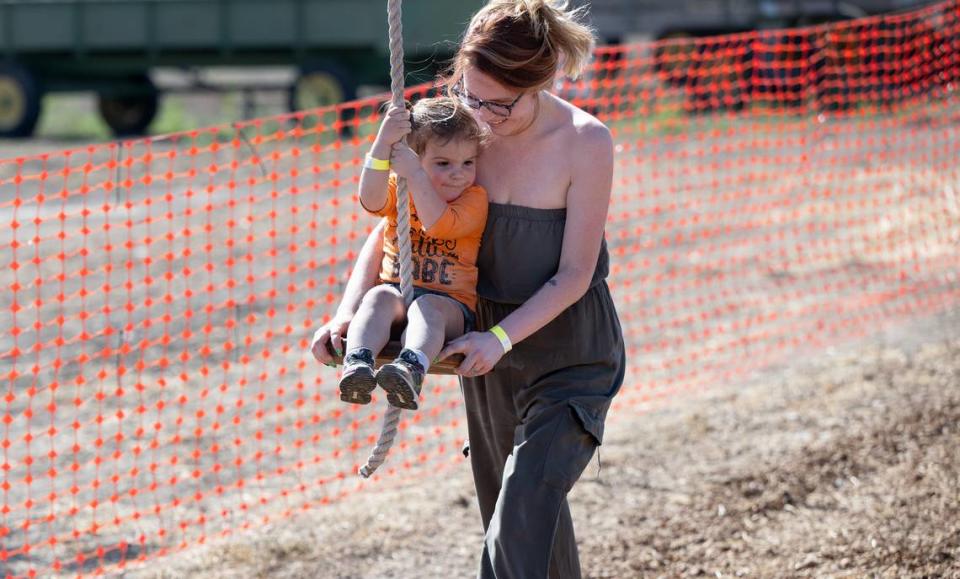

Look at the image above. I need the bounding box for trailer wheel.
[290,64,355,112]
[0,63,42,138]
[290,64,356,137]
[99,76,159,137]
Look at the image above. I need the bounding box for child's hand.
[389,142,422,180]
[373,105,411,149]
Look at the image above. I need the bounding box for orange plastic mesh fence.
[1,1,959,575]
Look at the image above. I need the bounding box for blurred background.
[0,0,937,141]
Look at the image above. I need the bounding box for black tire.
[0,63,42,138]
[289,63,356,137]
[98,75,159,137]
[288,62,356,112]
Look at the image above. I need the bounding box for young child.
[339,97,487,410]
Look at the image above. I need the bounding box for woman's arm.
[310,218,386,364]
[440,122,614,376]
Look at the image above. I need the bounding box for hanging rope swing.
[330,0,463,478]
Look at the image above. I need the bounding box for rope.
[359,0,410,479]
[357,403,401,478]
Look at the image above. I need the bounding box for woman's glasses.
[451,82,523,119]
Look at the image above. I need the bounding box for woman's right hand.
[309,315,351,366]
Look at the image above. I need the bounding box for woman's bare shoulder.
[549,96,614,199]
[550,93,612,150]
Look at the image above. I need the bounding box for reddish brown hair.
[449,0,595,92]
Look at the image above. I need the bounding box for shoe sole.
[339,366,377,405]
[376,365,420,410]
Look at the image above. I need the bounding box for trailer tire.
[290,64,356,137]
[0,63,42,138]
[99,76,159,137]
[290,64,355,112]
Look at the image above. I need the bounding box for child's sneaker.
[376,349,425,410]
[339,348,377,405]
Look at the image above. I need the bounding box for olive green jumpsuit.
[461,202,626,579]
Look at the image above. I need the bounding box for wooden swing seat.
[330,340,464,375]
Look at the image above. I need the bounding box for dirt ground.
[131,306,960,579]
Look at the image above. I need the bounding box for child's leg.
[344,285,406,356]
[339,285,405,405]
[377,294,465,411]
[403,294,466,364]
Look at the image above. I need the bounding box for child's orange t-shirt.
[364,175,488,312]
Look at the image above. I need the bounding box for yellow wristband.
[363,154,390,171]
[489,325,512,353]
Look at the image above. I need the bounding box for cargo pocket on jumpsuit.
[541,401,602,492]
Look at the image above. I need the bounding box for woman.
[312,1,625,576]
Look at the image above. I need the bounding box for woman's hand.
[309,315,351,366]
[439,331,506,377]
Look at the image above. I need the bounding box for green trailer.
[0,0,483,137]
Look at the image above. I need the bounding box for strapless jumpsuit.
[461,202,626,579]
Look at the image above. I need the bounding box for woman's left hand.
[439,331,506,377]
